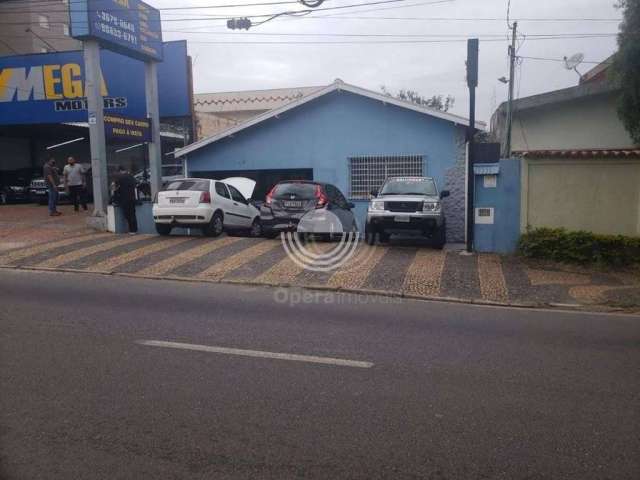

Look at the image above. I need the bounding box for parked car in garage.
[365,176,449,248]
[152,177,261,237]
[259,180,357,239]
[0,178,32,204]
[29,177,69,205]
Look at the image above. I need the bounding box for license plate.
[283,200,302,208]
[394,216,411,223]
[170,197,186,204]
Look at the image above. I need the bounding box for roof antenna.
[564,53,585,81]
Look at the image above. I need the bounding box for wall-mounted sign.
[0,41,190,125]
[70,0,163,61]
[104,114,151,142]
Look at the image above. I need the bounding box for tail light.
[199,191,211,203]
[315,184,328,208]
[265,185,277,205]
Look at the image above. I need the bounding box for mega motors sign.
[0,41,190,125]
[69,0,163,61]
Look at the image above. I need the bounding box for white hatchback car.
[152,177,261,237]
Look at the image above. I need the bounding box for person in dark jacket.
[113,165,138,234]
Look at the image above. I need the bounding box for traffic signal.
[227,17,252,30]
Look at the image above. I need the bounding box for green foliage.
[612,0,640,144]
[518,228,640,266]
[380,85,455,112]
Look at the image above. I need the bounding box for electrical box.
[475,207,494,225]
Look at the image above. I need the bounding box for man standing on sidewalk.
[43,157,61,217]
[63,156,88,212]
[113,165,138,234]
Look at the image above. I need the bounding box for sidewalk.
[1,204,638,312]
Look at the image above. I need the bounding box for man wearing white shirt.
[63,156,88,212]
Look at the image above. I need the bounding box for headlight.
[369,200,384,211]
[423,202,441,212]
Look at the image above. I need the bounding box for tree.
[612,0,640,144]
[380,86,455,112]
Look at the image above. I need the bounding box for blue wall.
[474,158,521,253]
[187,90,465,231]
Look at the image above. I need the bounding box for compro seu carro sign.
[0,41,190,125]
[70,0,163,61]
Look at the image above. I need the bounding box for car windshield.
[272,182,317,199]
[164,179,210,192]
[380,178,437,196]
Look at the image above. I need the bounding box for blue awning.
[473,163,500,175]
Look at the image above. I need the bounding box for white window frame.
[348,154,424,199]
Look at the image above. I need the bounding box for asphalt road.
[1,269,639,480]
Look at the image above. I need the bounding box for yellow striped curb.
[85,236,194,273]
[477,254,509,303]
[197,240,280,280]
[326,245,388,289]
[33,234,150,268]
[136,236,242,276]
[255,241,334,285]
[0,233,112,265]
[403,249,445,297]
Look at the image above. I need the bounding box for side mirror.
[440,190,450,199]
[370,189,378,197]
[346,202,355,209]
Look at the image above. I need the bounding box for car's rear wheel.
[203,212,224,237]
[249,218,262,237]
[155,223,172,236]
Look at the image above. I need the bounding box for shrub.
[518,227,640,266]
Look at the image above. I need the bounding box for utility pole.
[83,39,109,230]
[465,38,479,254]
[505,21,517,158]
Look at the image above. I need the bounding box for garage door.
[523,158,640,236]
[190,168,313,202]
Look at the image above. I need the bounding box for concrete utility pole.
[83,39,109,230]
[505,21,517,158]
[465,38,479,254]
[145,61,162,197]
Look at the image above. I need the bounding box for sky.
[155,0,621,122]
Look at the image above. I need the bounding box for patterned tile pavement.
[1,205,639,310]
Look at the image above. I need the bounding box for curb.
[0,263,602,313]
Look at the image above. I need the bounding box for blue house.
[175,80,477,242]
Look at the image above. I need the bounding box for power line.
[0,0,302,13]
[0,0,452,24]
[518,55,613,65]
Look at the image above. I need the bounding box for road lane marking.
[33,234,149,268]
[137,340,374,368]
[86,236,193,273]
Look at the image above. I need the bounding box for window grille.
[348,155,423,199]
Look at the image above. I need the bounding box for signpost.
[70,0,162,230]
